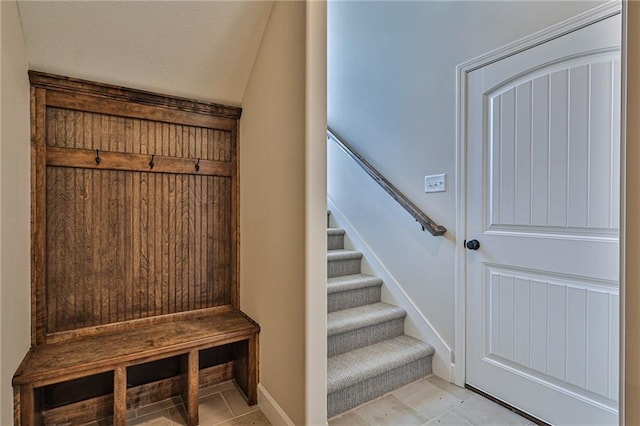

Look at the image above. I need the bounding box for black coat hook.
[195,158,200,172]
[149,154,155,169]
[95,149,101,165]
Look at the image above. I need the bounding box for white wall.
[240,2,327,424]
[328,0,605,363]
[0,0,31,424]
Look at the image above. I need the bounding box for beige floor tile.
[221,388,259,417]
[136,397,183,417]
[200,380,237,398]
[128,409,174,426]
[452,395,530,426]
[215,410,271,426]
[425,375,475,401]
[356,395,429,425]
[423,410,474,426]
[166,404,189,425]
[329,411,370,426]
[392,378,462,420]
[197,393,235,426]
[80,415,115,426]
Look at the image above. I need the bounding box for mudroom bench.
[13,72,255,425]
[13,310,259,426]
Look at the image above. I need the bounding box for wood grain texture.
[18,72,252,426]
[185,350,199,426]
[33,88,48,345]
[46,146,233,176]
[41,362,234,425]
[114,367,127,426]
[29,70,242,120]
[14,386,21,426]
[45,107,233,160]
[231,122,240,308]
[41,103,235,333]
[13,311,259,387]
[19,385,34,426]
[45,168,232,333]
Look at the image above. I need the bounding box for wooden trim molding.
[29,70,242,120]
[46,147,233,177]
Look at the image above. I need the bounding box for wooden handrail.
[328,128,447,236]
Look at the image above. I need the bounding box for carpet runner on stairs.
[326,215,435,418]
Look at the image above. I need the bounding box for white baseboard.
[327,197,454,382]
[257,383,295,426]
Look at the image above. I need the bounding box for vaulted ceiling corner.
[17,0,275,106]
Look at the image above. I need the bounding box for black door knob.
[465,239,480,250]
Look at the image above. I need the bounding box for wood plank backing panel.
[46,91,235,131]
[45,168,232,333]
[31,78,240,341]
[45,107,232,163]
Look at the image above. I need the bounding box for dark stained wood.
[231,122,240,309]
[113,367,127,426]
[33,88,47,345]
[19,385,34,426]
[18,72,253,426]
[232,329,258,406]
[185,350,199,426]
[46,146,233,176]
[327,127,447,236]
[248,333,259,405]
[43,306,231,344]
[13,311,259,387]
[41,362,234,425]
[29,70,242,120]
[44,394,114,426]
[46,89,235,131]
[13,386,20,426]
[45,167,232,333]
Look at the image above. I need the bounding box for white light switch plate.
[425,174,446,193]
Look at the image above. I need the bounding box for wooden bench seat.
[13,310,259,426]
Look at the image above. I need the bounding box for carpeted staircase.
[326,214,435,418]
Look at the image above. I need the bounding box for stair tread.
[327,228,345,236]
[327,274,383,294]
[328,303,405,336]
[327,249,363,260]
[327,335,434,394]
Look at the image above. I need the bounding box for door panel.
[487,55,620,234]
[466,13,620,426]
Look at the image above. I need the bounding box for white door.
[465,14,620,426]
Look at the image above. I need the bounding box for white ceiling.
[17,1,274,106]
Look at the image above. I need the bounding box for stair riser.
[327,357,432,418]
[328,258,361,278]
[328,319,405,357]
[328,286,381,312]
[328,234,344,250]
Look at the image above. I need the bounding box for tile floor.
[329,375,535,426]
[82,381,270,426]
[86,375,532,425]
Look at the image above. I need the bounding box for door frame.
[453,0,622,389]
